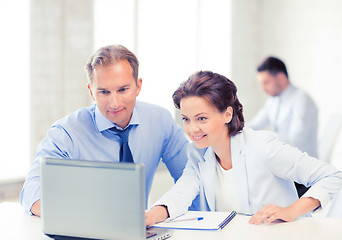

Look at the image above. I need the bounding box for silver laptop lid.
[40,157,146,240]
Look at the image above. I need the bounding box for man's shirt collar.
[278,84,295,100]
[94,104,140,132]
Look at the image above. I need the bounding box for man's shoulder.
[135,101,172,118]
[53,105,95,129]
[289,85,312,99]
[289,86,317,108]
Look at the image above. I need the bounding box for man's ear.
[136,78,142,96]
[276,72,289,90]
[87,84,95,101]
[276,72,287,82]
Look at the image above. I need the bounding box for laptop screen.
[40,158,146,240]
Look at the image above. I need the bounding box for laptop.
[40,157,173,240]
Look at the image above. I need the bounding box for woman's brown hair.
[173,71,244,136]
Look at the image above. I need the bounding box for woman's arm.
[249,130,342,224]
[145,205,169,226]
[263,132,342,211]
[146,144,204,225]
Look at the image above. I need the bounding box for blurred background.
[1,0,342,205]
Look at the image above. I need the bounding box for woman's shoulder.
[238,127,280,152]
[239,127,277,141]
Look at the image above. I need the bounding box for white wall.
[230,0,263,121]
[0,0,30,180]
[30,0,94,159]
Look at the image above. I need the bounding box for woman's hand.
[249,204,296,224]
[145,205,169,227]
[249,197,320,225]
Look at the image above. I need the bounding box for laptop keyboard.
[146,229,172,240]
[146,231,158,238]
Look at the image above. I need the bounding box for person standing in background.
[249,56,318,157]
[248,56,319,197]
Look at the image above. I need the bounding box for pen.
[166,217,204,223]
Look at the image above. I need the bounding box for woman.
[146,71,342,225]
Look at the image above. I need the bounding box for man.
[248,56,318,197]
[249,56,318,158]
[20,45,189,216]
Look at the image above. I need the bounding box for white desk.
[1,202,342,240]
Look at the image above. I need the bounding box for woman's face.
[180,96,233,149]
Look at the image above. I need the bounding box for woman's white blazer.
[154,128,342,219]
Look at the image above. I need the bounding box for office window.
[94,0,136,51]
[0,1,30,181]
[94,0,232,116]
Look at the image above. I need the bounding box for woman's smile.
[191,134,207,142]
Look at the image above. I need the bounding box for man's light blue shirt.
[20,101,189,213]
[248,84,318,157]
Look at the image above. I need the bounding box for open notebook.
[151,211,237,231]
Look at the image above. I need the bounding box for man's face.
[257,71,282,96]
[88,60,142,128]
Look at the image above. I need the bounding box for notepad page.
[152,211,235,230]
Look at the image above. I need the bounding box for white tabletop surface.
[1,202,342,240]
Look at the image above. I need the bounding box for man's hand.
[145,205,169,227]
[31,200,41,217]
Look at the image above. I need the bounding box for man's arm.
[160,115,189,182]
[31,200,41,216]
[285,95,318,155]
[20,126,73,215]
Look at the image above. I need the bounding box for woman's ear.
[225,106,233,123]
